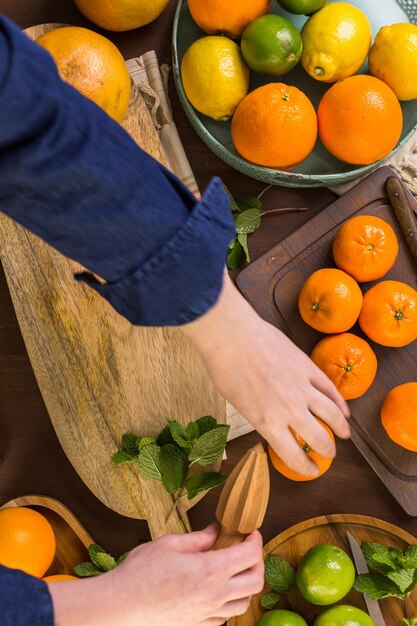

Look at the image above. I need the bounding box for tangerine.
[359,280,417,347]
[268,418,335,481]
[317,75,403,165]
[0,507,56,578]
[381,382,417,452]
[298,268,363,334]
[333,215,399,282]
[311,333,378,400]
[231,83,317,169]
[43,574,79,582]
[188,0,271,39]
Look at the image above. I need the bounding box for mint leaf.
[88,545,117,572]
[405,569,417,595]
[157,424,176,447]
[403,617,417,626]
[111,450,136,465]
[73,562,102,577]
[238,233,250,262]
[189,425,230,466]
[223,184,240,213]
[117,552,129,564]
[185,471,227,500]
[196,415,217,436]
[354,573,404,599]
[185,422,199,442]
[260,592,280,610]
[362,542,398,573]
[234,195,262,212]
[159,444,188,494]
[404,545,417,569]
[137,443,162,481]
[235,208,261,235]
[168,420,193,449]
[264,556,295,593]
[121,433,140,456]
[227,239,244,270]
[139,437,156,450]
[387,569,415,593]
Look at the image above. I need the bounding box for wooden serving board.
[228,514,417,626]
[237,167,417,515]
[0,24,226,539]
[1,495,93,577]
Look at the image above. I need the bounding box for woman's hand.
[48,525,264,626]
[182,274,351,477]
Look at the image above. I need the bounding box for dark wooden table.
[0,0,416,559]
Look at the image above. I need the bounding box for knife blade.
[347,531,386,626]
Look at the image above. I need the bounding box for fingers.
[307,387,350,440]
[164,523,219,553]
[227,560,264,601]
[311,366,351,425]
[208,531,263,578]
[267,426,319,477]
[215,596,252,619]
[292,409,336,459]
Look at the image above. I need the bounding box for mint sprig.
[74,544,128,578]
[260,555,296,611]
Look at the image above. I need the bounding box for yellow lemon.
[369,23,417,101]
[73,0,170,32]
[181,36,249,121]
[301,2,372,82]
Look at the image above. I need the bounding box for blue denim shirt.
[0,14,235,625]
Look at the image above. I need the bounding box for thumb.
[166,524,219,554]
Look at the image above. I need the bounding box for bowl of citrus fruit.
[173,0,417,187]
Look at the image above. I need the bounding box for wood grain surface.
[228,514,417,626]
[238,167,417,515]
[1,495,93,576]
[0,21,225,539]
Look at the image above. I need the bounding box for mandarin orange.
[188,0,271,39]
[298,268,363,334]
[381,382,417,451]
[43,574,79,582]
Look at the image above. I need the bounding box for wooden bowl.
[1,495,93,577]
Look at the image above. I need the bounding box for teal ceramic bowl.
[172,0,417,188]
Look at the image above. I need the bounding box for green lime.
[277,0,327,15]
[296,544,355,606]
[241,15,303,76]
[256,609,308,626]
[314,604,375,626]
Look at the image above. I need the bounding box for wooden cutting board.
[237,167,417,515]
[1,495,93,576]
[0,24,226,538]
[228,514,417,626]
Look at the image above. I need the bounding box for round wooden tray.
[228,514,417,625]
[1,495,93,577]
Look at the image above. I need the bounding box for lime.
[277,0,327,15]
[296,544,355,605]
[241,15,303,76]
[314,604,375,626]
[256,609,308,626]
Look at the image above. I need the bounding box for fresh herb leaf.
[264,555,296,594]
[223,184,240,213]
[404,545,417,569]
[185,471,227,500]
[159,444,188,494]
[189,425,230,466]
[386,569,415,593]
[117,552,129,565]
[235,208,262,235]
[195,415,217,436]
[185,422,199,442]
[156,424,176,447]
[139,437,156,450]
[238,233,250,263]
[403,617,417,626]
[362,542,398,573]
[234,195,263,212]
[354,573,404,599]
[137,443,162,481]
[111,450,136,465]
[121,433,140,456]
[260,592,281,610]
[73,562,102,577]
[227,239,244,270]
[89,544,117,572]
[168,420,193,449]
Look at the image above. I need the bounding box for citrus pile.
[182,0,417,169]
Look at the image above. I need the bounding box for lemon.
[301,2,372,82]
[369,23,417,101]
[181,36,249,121]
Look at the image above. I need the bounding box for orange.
[231,83,317,169]
[381,382,417,452]
[0,507,56,577]
[333,215,399,282]
[43,574,79,582]
[36,27,131,122]
[311,333,378,400]
[268,418,335,481]
[298,268,363,334]
[73,0,170,32]
[188,0,271,39]
[359,280,417,348]
[317,75,403,165]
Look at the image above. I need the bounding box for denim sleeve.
[0,16,236,326]
[0,566,54,625]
